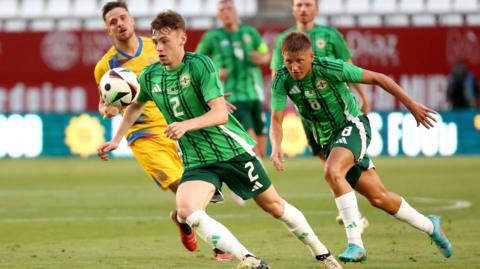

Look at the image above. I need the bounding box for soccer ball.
[99,67,140,107]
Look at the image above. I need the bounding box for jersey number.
[245,161,259,181]
[170,96,184,117]
[342,126,353,137]
[308,99,321,110]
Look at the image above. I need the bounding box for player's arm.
[269,71,288,171]
[250,29,270,66]
[97,101,147,160]
[347,59,370,115]
[269,110,286,171]
[164,96,228,140]
[361,69,437,128]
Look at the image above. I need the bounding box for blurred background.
[0,0,479,158]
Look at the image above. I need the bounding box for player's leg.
[178,169,261,263]
[305,120,368,233]
[252,100,268,159]
[221,153,341,268]
[128,137,198,251]
[254,186,342,268]
[324,147,367,263]
[354,169,452,258]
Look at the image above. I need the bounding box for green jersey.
[196,24,268,102]
[270,24,352,71]
[271,57,363,146]
[137,52,256,168]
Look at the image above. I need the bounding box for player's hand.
[270,147,285,172]
[97,141,119,161]
[359,98,371,115]
[223,93,237,113]
[408,102,437,129]
[101,104,120,119]
[165,122,189,140]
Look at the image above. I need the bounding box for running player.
[270,0,370,230]
[270,32,452,263]
[98,11,343,269]
[94,0,195,254]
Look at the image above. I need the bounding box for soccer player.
[270,0,370,229]
[98,11,343,269]
[94,1,197,255]
[270,32,453,263]
[196,0,270,159]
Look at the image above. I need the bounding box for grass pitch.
[0,157,479,269]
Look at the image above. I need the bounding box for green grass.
[1,157,479,269]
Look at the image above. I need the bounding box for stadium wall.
[0,27,479,113]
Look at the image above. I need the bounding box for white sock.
[279,200,330,256]
[186,210,252,260]
[335,192,364,248]
[394,197,434,235]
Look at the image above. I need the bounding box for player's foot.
[427,215,452,258]
[316,252,343,269]
[335,214,369,234]
[213,248,234,261]
[170,210,197,252]
[237,255,270,269]
[338,243,367,263]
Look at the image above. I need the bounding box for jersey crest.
[180,73,191,88]
[316,79,328,90]
[316,39,326,49]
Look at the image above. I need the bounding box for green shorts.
[232,101,267,136]
[305,115,373,187]
[181,152,272,200]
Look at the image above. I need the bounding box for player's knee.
[177,207,195,220]
[368,192,389,209]
[323,165,343,185]
[261,200,284,218]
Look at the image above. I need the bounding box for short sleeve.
[193,55,223,102]
[136,68,152,103]
[317,58,363,83]
[270,72,288,111]
[331,29,353,60]
[270,34,284,71]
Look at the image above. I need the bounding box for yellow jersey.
[94,36,168,144]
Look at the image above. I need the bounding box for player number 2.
[244,161,259,182]
[308,99,321,110]
[342,126,353,137]
[170,96,184,117]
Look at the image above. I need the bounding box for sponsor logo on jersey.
[316,39,326,49]
[289,85,301,95]
[180,73,191,88]
[316,79,328,90]
[152,84,162,93]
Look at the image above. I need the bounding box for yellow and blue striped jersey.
[94,36,168,143]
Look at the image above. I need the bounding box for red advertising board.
[0,27,479,112]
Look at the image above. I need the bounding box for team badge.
[180,73,191,88]
[316,39,326,49]
[243,33,252,43]
[316,79,328,90]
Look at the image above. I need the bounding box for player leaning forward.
[98,10,343,269]
[269,32,452,263]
